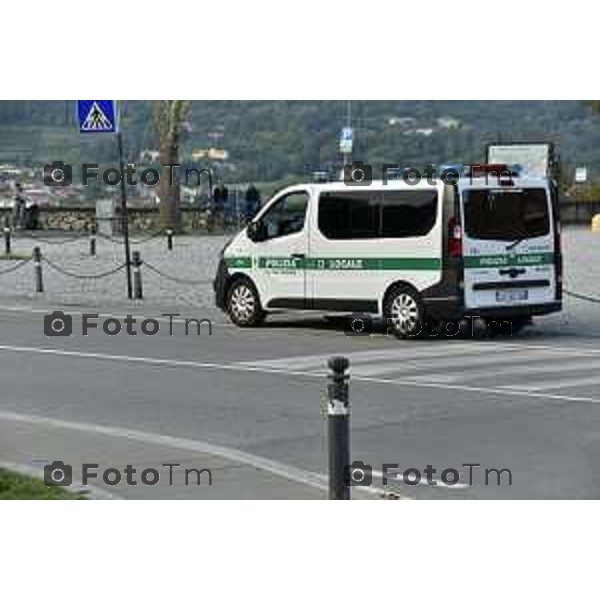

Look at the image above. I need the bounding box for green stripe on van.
[225,256,252,269]
[304,258,441,270]
[463,253,554,269]
[229,256,441,271]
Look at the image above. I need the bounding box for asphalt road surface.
[1,290,600,499]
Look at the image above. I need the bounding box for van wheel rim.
[230,285,255,321]
[390,293,419,334]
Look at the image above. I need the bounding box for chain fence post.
[166,229,173,251]
[327,356,350,500]
[132,250,143,299]
[33,246,43,293]
[4,215,11,256]
[90,224,97,257]
[117,131,133,299]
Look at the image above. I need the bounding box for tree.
[586,101,600,113]
[152,100,190,230]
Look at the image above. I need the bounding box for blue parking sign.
[77,100,118,134]
[339,126,353,153]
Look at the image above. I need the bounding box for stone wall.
[0,201,598,232]
[0,206,217,232]
[0,206,95,231]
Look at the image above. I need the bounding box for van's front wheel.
[384,285,425,339]
[226,278,265,327]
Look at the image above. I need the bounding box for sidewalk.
[0,415,328,499]
[0,233,227,311]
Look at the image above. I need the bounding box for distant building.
[0,164,23,177]
[388,116,417,127]
[24,188,49,207]
[191,148,229,161]
[139,149,161,163]
[208,148,229,161]
[436,116,462,130]
[191,149,208,160]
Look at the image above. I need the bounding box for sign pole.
[77,100,131,299]
[339,101,353,173]
[345,100,352,166]
[117,130,133,299]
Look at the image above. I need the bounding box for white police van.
[214,163,562,337]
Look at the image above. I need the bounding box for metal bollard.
[90,225,97,256]
[33,246,43,293]
[166,229,173,251]
[327,356,350,500]
[4,216,11,256]
[132,250,143,299]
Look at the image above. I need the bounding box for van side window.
[381,190,438,238]
[318,190,438,239]
[261,191,309,240]
[318,191,379,239]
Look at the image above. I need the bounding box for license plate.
[496,290,528,303]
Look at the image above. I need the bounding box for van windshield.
[463,188,550,241]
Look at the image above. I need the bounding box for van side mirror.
[247,220,266,242]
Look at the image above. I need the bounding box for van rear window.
[463,188,550,241]
[318,190,438,240]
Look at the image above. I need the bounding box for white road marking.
[0,410,395,499]
[239,341,600,393]
[435,357,600,383]
[489,340,600,356]
[503,374,600,392]
[350,347,560,377]
[371,376,600,404]
[0,343,597,406]
[238,343,511,372]
[407,374,459,383]
[0,409,329,494]
[0,304,234,328]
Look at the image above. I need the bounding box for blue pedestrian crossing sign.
[77,100,118,134]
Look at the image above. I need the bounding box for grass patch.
[0,468,86,500]
[0,254,28,261]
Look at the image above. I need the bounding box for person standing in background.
[12,182,26,229]
[213,182,229,229]
[244,184,261,223]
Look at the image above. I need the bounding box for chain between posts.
[41,256,127,279]
[564,289,600,304]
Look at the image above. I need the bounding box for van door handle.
[291,253,306,259]
[499,268,526,277]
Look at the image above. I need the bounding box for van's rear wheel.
[226,279,265,327]
[487,316,530,337]
[510,317,531,334]
[384,285,425,339]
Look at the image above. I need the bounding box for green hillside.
[0,101,599,183]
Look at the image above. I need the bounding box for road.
[0,289,599,499]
